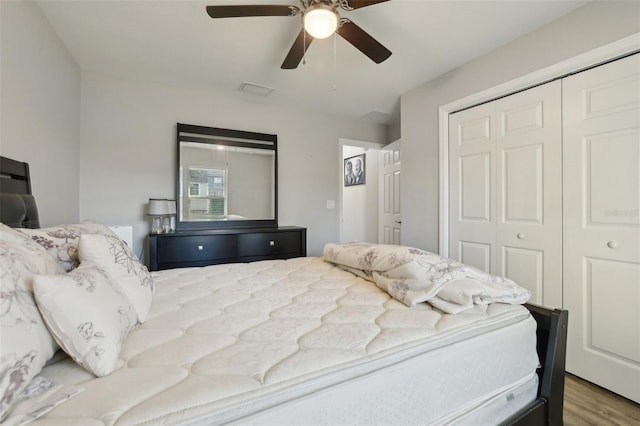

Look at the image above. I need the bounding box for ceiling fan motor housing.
[303,2,339,39]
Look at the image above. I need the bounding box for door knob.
[517,233,525,240]
[607,241,619,249]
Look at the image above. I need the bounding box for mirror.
[176,123,277,230]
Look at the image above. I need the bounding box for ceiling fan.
[206,0,391,69]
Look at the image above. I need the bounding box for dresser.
[148,226,306,271]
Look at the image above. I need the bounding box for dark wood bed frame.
[0,155,569,425]
[504,303,568,425]
[0,156,40,228]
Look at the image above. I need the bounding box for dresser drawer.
[148,227,305,271]
[157,234,237,263]
[237,232,301,257]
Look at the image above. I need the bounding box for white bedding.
[324,242,531,311]
[31,256,538,425]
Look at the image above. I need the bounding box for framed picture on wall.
[344,153,365,186]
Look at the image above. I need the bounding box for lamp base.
[151,216,163,234]
[162,216,172,233]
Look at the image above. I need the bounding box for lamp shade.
[148,198,170,216]
[304,6,338,39]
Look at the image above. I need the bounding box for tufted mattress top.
[35,257,536,425]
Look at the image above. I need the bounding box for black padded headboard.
[0,156,40,228]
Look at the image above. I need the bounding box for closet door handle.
[607,241,619,249]
[517,233,525,240]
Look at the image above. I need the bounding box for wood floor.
[564,373,640,425]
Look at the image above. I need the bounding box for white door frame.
[338,138,385,242]
[438,33,640,257]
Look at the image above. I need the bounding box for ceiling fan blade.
[339,0,390,10]
[337,20,391,64]
[206,5,300,19]
[281,29,313,69]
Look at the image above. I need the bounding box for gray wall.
[341,144,380,244]
[0,1,386,260]
[78,71,386,259]
[0,0,80,226]
[4,0,639,262]
[400,1,640,253]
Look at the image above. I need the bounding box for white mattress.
[35,257,539,425]
[227,318,538,426]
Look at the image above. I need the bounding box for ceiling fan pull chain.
[303,29,307,65]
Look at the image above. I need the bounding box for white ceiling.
[38,0,589,125]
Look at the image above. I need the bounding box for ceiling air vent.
[239,81,274,97]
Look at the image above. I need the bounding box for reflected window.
[187,167,227,219]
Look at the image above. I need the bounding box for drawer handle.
[607,241,619,249]
[517,233,525,240]
[197,245,204,251]
[269,240,275,247]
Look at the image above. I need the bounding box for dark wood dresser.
[148,226,306,271]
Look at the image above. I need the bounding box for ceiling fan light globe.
[304,7,338,39]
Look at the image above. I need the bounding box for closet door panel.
[588,258,639,362]
[587,130,639,225]
[459,241,491,272]
[460,153,491,221]
[563,53,640,403]
[449,103,496,273]
[502,246,544,304]
[502,144,543,223]
[496,80,563,308]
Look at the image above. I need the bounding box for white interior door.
[495,81,563,308]
[563,53,640,403]
[449,102,497,272]
[379,140,401,245]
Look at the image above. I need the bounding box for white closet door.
[449,81,562,308]
[449,102,497,273]
[495,81,563,308]
[563,53,640,403]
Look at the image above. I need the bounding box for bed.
[0,155,568,425]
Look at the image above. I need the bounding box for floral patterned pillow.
[0,222,29,243]
[0,239,62,421]
[0,376,82,425]
[33,263,138,377]
[18,222,120,272]
[79,233,154,323]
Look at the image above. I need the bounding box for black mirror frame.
[176,123,278,231]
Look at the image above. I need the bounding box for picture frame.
[344,153,366,186]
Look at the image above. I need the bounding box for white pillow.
[79,233,154,323]
[0,238,62,421]
[33,264,138,377]
[18,222,121,272]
